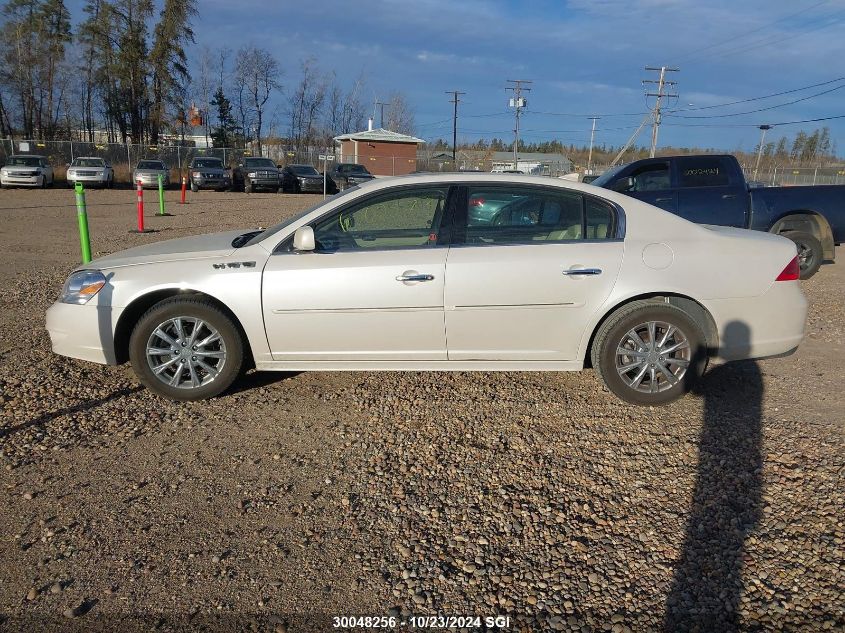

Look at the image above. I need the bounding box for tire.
[782,230,822,279]
[591,300,707,406]
[244,179,252,194]
[274,186,281,193]
[129,297,244,401]
[40,175,46,189]
[190,180,199,193]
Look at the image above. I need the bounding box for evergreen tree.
[210,87,238,147]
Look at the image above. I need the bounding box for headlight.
[67,170,76,177]
[60,270,107,305]
[247,172,257,178]
[192,171,201,178]
[1,168,7,175]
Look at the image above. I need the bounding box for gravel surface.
[0,186,842,632]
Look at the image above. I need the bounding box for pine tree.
[210,87,238,148]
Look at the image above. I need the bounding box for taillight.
[470,197,484,207]
[775,256,800,281]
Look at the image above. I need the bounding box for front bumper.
[1,174,40,186]
[192,176,230,189]
[68,175,109,186]
[46,301,121,365]
[136,174,168,188]
[705,280,807,362]
[248,177,280,188]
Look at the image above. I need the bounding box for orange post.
[130,180,154,233]
[180,176,187,204]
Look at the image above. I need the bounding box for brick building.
[334,124,426,176]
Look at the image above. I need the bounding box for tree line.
[0,0,416,152]
[428,126,840,168]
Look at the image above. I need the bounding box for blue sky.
[66,0,845,153]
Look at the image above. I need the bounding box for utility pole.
[506,79,532,171]
[587,116,600,174]
[753,124,772,181]
[643,66,679,158]
[446,90,465,164]
[374,100,388,128]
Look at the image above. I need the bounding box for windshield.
[71,158,105,167]
[245,158,276,168]
[243,186,360,247]
[137,160,165,170]
[347,164,369,174]
[590,164,626,188]
[290,165,319,176]
[8,156,41,167]
[192,158,223,168]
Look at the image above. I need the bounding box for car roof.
[74,156,105,160]
[9,154,46,159]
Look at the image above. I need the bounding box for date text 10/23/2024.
[333,615,512,629]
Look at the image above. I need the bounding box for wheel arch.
[583,293,719,368]
[770,211,835,261]
[113,288,254,367]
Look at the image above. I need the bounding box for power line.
[672,1,830,62]
[663,113,845,128]
[667,82,845,119]
[668,76,845,113]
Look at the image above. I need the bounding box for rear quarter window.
[678,157,732,187]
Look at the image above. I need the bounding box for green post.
[157,173,165,216]
[75,182,92,264]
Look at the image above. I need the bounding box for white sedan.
[46,174,807,405]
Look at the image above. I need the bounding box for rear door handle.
[396,273,434,282]
[655,197,673,202]
[722,194,737,199]
[562,268,602,276]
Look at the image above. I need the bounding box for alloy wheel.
[615,320,691,394]
[145,317,227,389]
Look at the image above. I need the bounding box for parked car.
[65,157,114,189]
[233,157,281,193]
[329,163,375,190]
[281,164,334,194]
[0,155,54,188]
[133,159,170,189]
[188,157,231,192]
[591,154,845,278]
[46,173,807,406]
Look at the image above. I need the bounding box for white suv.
[0,155,54,188]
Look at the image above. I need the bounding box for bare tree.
[384,91,416,135]
[288,57,327,150]
[196,45,214,146]
[234,45,280,154]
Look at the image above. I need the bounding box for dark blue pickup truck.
[591,154,845,278]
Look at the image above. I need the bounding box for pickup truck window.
[627,163,670,192]
[678,156,731,187]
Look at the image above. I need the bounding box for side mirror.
[292,226,315,252]
[612,176,634,192]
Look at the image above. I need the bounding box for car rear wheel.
[129,297,244,401]
[782,230,822,279]
[591,301,707,406]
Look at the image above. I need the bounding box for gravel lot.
[0,186,842,632]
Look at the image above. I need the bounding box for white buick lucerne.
[46,174,807,405]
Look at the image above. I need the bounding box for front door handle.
[655,197,673,202]
[721,194,737,199]
[396,273,435,282]
[563,268,602,276]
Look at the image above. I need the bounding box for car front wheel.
[129,297,244,401]
[591,301,707,406]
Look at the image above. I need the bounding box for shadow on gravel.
[226,370,303,395]
[665,321,763,631]
[0,386,143,439]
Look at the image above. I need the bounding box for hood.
[192,166,226,173]
[80,230,247,270]
[135,168,167,175]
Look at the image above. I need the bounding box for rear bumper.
[704,281,807,362]
[46,301,120,365]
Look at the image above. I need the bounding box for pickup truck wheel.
[244,179,252,194]
[129,297,244,401]
[591,301,707,406]
[782,231,822,279]
[190,180,199,193]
